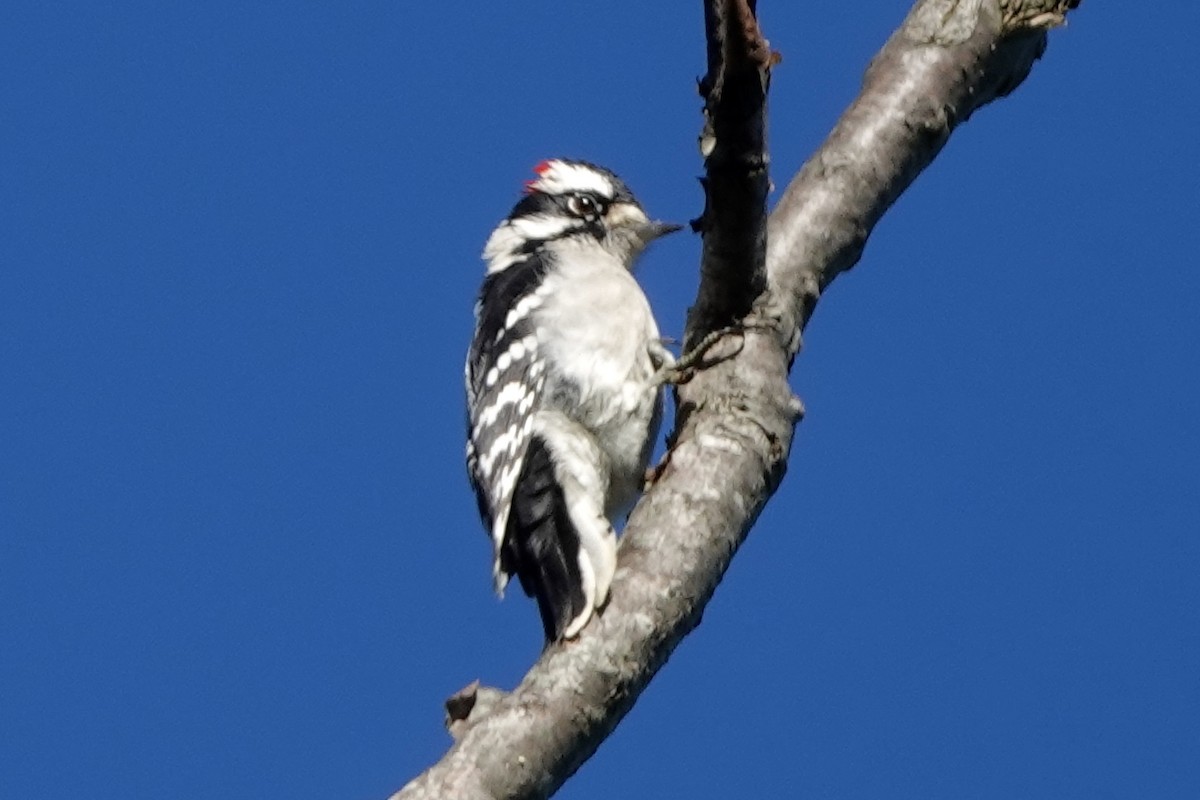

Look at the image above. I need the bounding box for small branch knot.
[444,681,510,741]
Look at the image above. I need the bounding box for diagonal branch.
[393,2,1081,798]
[767,0,1083,339]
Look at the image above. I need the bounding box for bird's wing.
[465,253,551,592]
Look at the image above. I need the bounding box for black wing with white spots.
[465,249,594,640]
[465,252,550,582]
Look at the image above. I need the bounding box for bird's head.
[483,159,681,273]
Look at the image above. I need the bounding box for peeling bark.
[394,2,1082,798]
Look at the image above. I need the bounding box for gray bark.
[394,1,1082,798]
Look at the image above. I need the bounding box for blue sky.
[2,3,1198,798]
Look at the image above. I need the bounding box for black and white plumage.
[465,159,679,641]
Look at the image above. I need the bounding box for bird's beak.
[645,220,684,240]
[608,202,683,243]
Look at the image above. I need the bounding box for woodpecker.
[465,159,680,642]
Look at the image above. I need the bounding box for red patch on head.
[523,160,555,193]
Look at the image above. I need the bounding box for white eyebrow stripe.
[529,161,615,199]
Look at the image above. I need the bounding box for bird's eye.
[567,194,599,218]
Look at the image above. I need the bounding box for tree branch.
[394,2,1081,798]
[767,0,1083,340]
[689,0,773,345]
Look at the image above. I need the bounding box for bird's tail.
[501,435,592,641]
